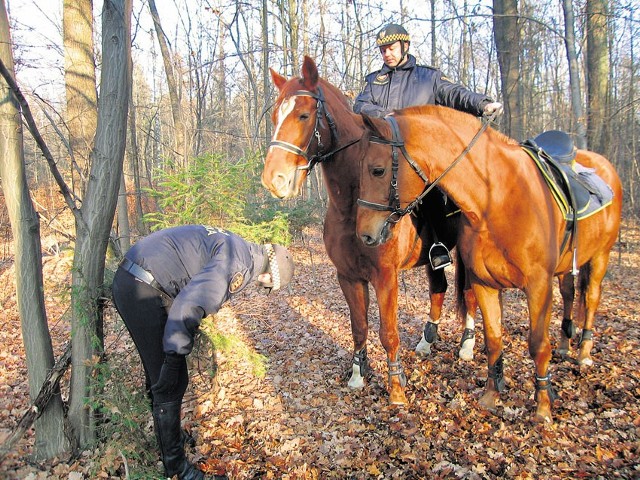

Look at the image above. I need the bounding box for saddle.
[521,130,614,274]
[521,130,613,221]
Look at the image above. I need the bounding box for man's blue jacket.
[353,54,492,117]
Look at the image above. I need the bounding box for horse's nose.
[261,172,289,199]
[360,234,378,247]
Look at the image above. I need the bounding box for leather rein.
[268,86,362,172]
[356,112,497,230]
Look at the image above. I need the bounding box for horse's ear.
[362,114,388,138]
[301,56,319,90]
[270,68,287,91]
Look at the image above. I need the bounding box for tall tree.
[149,0,188,166]
[63,0,98,191]
[0,0,70,460]
[562,0,587,149]
[492,0,523,139]
[586,0,610,154]
[68,0,132,446]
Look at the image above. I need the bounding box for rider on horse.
[353,23,503,269]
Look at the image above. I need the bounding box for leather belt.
[119,257,168,295]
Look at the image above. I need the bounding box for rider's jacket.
[353,54,492,117]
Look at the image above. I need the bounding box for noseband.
[268,86,361,172]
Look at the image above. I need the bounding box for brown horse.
[355,105,623,422]
[261,56,478,405]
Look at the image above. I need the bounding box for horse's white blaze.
[270,97,297,148]
[459,313,476,361]
[347,363,365,389]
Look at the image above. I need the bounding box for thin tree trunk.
[0,1,70,460]
[63,0,98,191]
[148,0,188,166]
[69,0,132,447]
[492,0,523,139]
[586,0,610,155]
[562,0,587,149]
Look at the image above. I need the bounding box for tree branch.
[0,57,83,227]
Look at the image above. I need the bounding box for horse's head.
[356,114,429,247]
[262,56,327,199]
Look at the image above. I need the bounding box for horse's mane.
[397,104,518,146]
[318,77,352,109]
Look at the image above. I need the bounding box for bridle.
[356,113,496,231]
[268,86,362,172]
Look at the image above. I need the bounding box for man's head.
[257,244,294,292]
[376,23,410,68]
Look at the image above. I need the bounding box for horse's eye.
[299,112,310,121]
[372,167,386,177]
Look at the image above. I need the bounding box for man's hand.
[483,101,503,116]
[151,353,184,394]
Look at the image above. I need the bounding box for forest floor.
[0,222,638,479]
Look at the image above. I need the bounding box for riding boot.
[152,401,227,480]
[429,242,452,270]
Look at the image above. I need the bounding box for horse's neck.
[321,109,362,197]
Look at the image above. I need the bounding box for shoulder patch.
[229,272,244,294]
[373,73,390,85]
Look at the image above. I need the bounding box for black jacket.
[353,54,492,117]
[124,225,267,355]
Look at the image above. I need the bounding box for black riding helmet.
[376,23,410,62]
[376,23,410,47]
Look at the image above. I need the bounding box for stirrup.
[429,242,452,270]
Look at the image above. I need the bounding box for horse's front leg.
[415,266,446,356]
[557,273,576,358]
[372,273,407,406]
[527,279,556,423]
[473,283,504,412]
[336,274,371,389]
[458,263,477,361]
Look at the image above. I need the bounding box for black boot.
[152,401,227,480]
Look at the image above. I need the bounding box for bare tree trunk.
[562,0,587,149]
[69,0,132,447]
[63,0,98,191]
[128,77,147,236]
[586,0,610,155]
[0,0,70,460]
[492,0,523,139]
[262,0,271,144]
[149,0,188,166]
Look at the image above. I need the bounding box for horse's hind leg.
[577,253,610,366]
[337,274,371,389]
[557,274,576,358]
[457,262,477,361]
[416,265,446,356]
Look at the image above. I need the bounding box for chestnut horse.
[355,105,622,422]
[261,56,478,405]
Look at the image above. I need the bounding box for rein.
[357,111,498,229]
[268,86,362,172]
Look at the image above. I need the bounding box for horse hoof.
[479,391,499,411]
[415,338,433,356]
[389,391,408,406]
[533,411,553,424]
[556,348,569,358]
[458,343,474,361]
[347,371,366,389]
[578,356,594,367]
